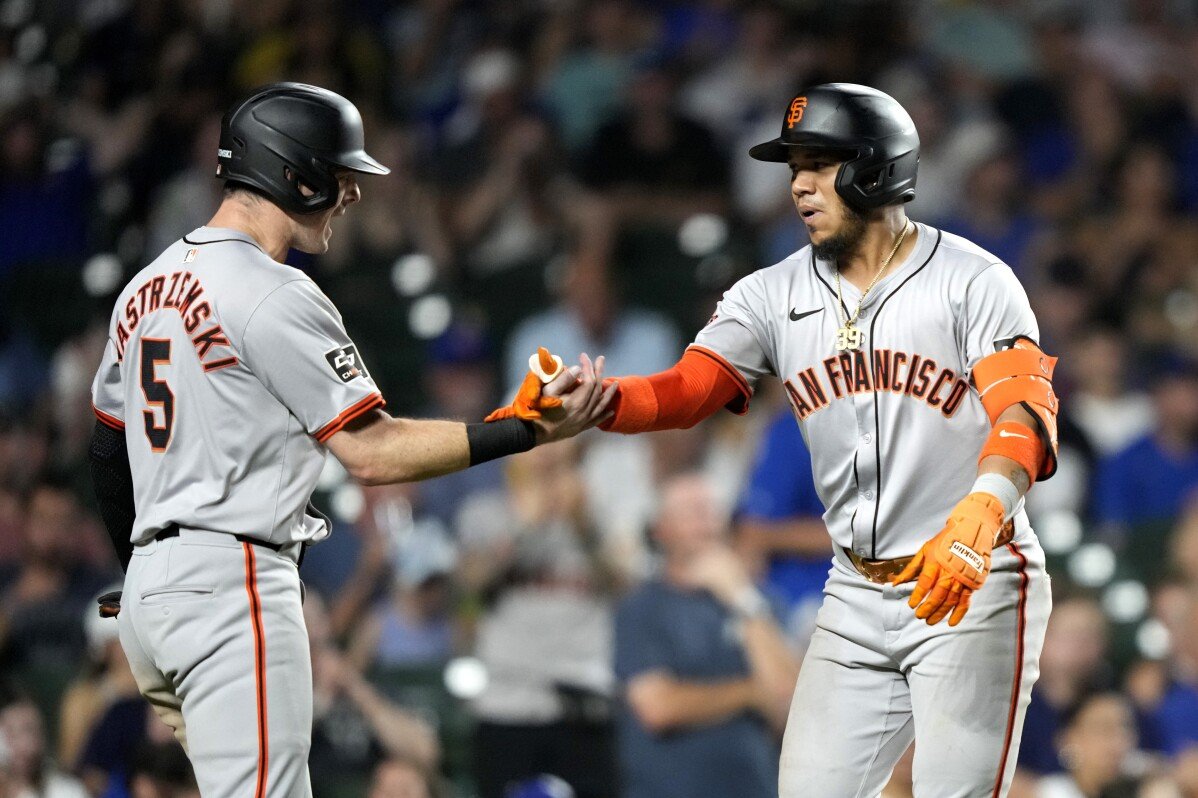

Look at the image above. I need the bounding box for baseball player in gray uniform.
[597,84,1059,796]
[87,83,614,797]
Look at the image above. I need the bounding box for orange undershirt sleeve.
[600,347,751,434]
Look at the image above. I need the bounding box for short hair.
[222,181,267,205]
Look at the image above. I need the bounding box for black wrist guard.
[89,420,136,573]
[466,418,537,466]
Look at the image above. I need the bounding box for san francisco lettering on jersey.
[782,348,969,421]
[113,270,238,372]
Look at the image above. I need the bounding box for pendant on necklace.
[836,324,865,351]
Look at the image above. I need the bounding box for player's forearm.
[602,349,747,434]
[627,674,758,733]
[334,412,471,485]
[977,405,1036,496]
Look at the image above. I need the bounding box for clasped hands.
[890,492,1006,627]
[486,347,616,443]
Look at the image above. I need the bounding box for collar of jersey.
[812,222,934,308]
[184,226,266,250]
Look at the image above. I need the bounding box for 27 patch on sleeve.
[325,345,369,383]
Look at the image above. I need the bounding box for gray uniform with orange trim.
[693,223,1051,797]
[90,225,384,797]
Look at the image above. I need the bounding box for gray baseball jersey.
[90,226,384,547]
[694,223,1037,559]
[693,222,1051,796]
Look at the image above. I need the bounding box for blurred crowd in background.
[1,0,1198,796]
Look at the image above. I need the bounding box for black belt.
[155,524,285,552]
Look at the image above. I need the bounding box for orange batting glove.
[890,492,1005,627]
[484,347,567,422]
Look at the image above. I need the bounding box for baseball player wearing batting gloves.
[87,83,614,798]
[596,84,1058,797]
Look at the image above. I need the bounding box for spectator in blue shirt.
[614,474,798,798]
[1093,357,1198,530]
[735,408,832,645]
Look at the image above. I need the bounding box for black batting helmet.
[749,83,919,210]
[215,82,390,214]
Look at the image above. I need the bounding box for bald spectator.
[614,473,799,798]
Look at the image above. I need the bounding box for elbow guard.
[89,420,136,572]
[971,337,1059,480]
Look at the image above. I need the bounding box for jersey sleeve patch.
[314,392,385,443]
[324,344,370,383]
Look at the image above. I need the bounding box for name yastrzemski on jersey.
[781,348,971,421]
[112,269,237,373]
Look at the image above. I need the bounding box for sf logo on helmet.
[786,96,808,129]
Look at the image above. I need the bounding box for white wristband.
[971,473,1021,521]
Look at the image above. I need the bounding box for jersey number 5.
[140,338,174,452]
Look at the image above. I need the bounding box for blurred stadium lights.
[117,225,143,264]
[1164,289,1198,332]
[1067,542,1117,587]
[99,179,132,218]
[81,253,123,297]
[444,656,489,700]
[391,252,436,298]
[1101,579,1150,624]
[677,213,729,258]
[331,482,365,524]
[15,24,46,62]
[1036,510,1083,555]
[409,294,453,339]
[1136,618,1172,660]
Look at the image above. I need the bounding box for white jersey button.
[863,491,874,501]
[862,434,872,444]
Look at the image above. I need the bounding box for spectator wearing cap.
[419,322,508,528]
[347,519,459,671]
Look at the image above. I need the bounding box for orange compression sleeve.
[600,347,751,434]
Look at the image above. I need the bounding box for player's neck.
[207,198,296,262]
[836,211,915,289]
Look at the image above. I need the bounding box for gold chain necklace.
[833,221,912,351]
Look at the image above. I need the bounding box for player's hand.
[484,347,572,423]
[532,353,616,444]
[890,492,1005,626]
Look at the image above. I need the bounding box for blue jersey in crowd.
[1093,435,1198,526]
[737,409,830,607]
